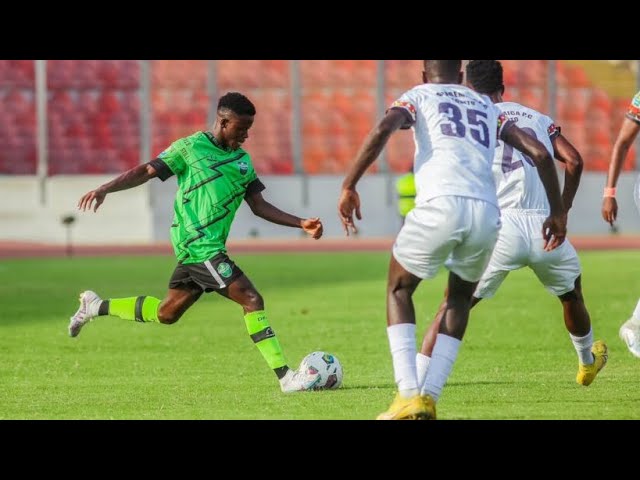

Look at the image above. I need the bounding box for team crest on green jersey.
[217,262,233,278]
[238,161,249,175]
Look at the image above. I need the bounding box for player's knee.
[158,307,182,325]
[244,290,264,311]
[388,283,411,302]
[447,295,470,310]
[447,287,473,309]
[559,289,581,303]
[387,273,417,299]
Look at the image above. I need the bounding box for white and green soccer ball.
[299,351,343,390]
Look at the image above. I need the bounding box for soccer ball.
[299,351,343,390]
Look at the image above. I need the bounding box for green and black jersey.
[150,131,265,264]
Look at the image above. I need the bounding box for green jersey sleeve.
[159,144,187,176]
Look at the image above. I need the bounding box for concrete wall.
[1,172,638,245]
[565,172,640,234]
[150,172,640,242]
[150,174,403,242]
[0,176,152,244]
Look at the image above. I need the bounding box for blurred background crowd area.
[2,59,639,177]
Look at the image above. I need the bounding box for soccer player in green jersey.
[69,92,324,393]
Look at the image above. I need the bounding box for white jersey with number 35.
[390,84,511,208]
[492,101,560,212]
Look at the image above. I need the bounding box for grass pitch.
[1,250,639,419]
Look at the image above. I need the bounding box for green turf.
[1,251,639,419]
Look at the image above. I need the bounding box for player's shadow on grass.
[329,383,399,390]
[241,252,391,289]
[316,380,518,390]
[443,380,517,387]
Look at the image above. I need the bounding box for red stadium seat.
[98,60,121,88]
[300,60,332,89]
[77,91,99,115]
[385,60,422,90]
[589,88,613,114]
[262,60,289,87]
[330,60,357,87]
[518,60,547,88]
[192,91,210,111]
[119,60,140,89]
[563,88,589,122]
[6,89,32,114]
[121,91,140,115]
[503,67,518,88]
[66,122,88,138]
[519,88,546,112]
[567,65,590,88]
[98,92,122,114]
[583,145,610,171]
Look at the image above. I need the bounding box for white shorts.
[393,196,501,282]
[475,209,581,298]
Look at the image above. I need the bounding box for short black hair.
[423,60,462,80]
[217,92,256,116]
[466,60,503,95]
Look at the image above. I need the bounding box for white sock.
[416,353,431,390]
[632,298,640,325]
[420,333,461,402]
[387,323,419,398]
[569,328,595,365]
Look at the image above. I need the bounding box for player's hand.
[542,212,567,252]
[302,217,323,240]
[338,188,362,236]
[602,196,618,226]
[78,188,107,212]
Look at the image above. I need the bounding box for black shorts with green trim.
[169,253,244,292]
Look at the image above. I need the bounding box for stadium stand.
[0,60,637,176]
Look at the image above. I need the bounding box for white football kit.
[627,92,640,215]
[390,84,511,282]
[474,101,580,298]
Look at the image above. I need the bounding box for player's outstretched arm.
[602,118,640,225]
[552,134,583,211]
[502,125,567,251]
[339,110,406,236]
[77,163,159,212]
[245,192,323,239]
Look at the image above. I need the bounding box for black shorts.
[169,253,244,292]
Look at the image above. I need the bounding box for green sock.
[244,310,287,371]
[107,296,161,323]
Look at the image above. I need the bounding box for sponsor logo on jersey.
[217,262,233,278]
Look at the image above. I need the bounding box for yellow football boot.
[376,393,436,420]
[576,340,608,386]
